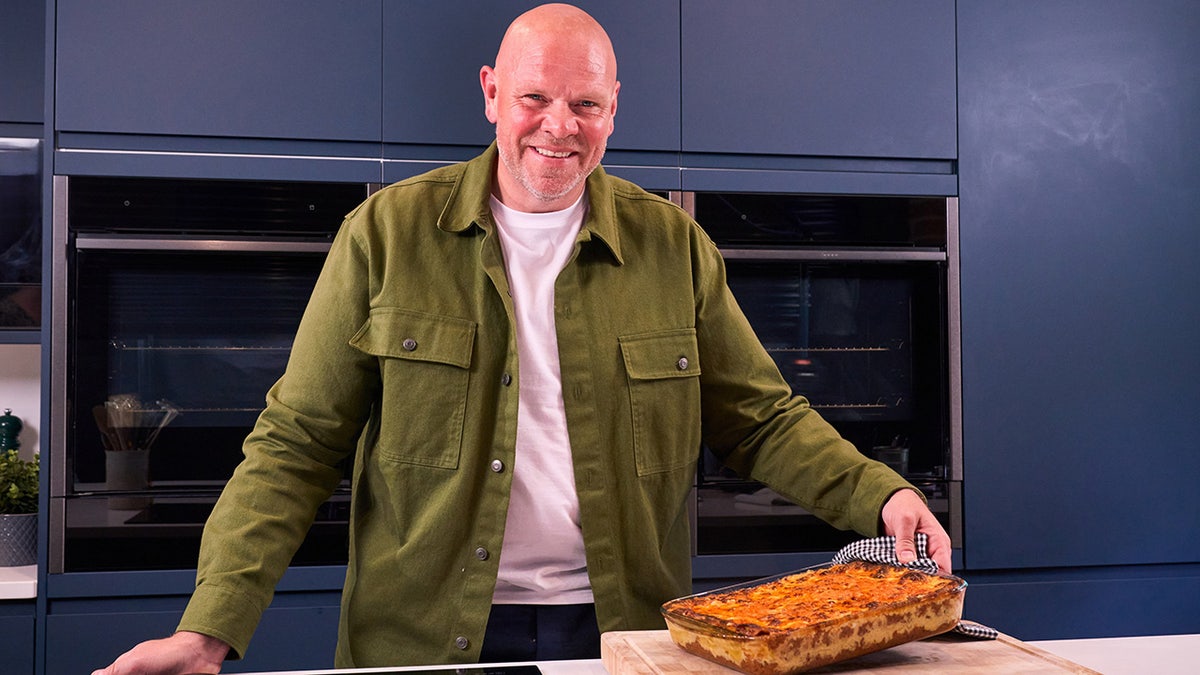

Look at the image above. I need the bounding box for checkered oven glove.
[832,534,999,640]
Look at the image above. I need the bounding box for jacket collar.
[437,143,624,266]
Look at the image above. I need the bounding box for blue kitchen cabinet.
[54,0,382,145]
[0,0,44,125]
[43,590,341,675]
[0,602,35,675]
[681,0,957,161]
[957,0,1200,571]
[961,565,1200,641]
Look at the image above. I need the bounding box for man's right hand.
[91,630,230,675]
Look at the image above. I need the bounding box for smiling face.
[480,5,619,213]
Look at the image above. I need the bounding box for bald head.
[494,4,617,83]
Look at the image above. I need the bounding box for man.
[95,4,950,674]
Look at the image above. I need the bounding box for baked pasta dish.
[661,561,966,675]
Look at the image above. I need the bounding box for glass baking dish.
[661,561,967,675]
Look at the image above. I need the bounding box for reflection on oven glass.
[0,138,41,328]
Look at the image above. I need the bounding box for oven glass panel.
[0,138,41,329]
[695,192,947,248]
[63,247,351,571]
[71,249,325,484]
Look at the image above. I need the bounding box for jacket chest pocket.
[350,308,476,469]
[619,328,702,476]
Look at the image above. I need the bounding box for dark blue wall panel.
[958,0,1200,569]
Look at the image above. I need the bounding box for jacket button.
[490,459,504,473]
[475,547,489,560]
[500,372,513,386]
[402,338,418,351]
[454,636,469,650]
[676,356,689,371]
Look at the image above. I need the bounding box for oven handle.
[718,247,946,262]
[74,234,333,254]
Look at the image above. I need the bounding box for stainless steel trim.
[667,191,696,214]
[945,198,963,483]
[687,486,698,556]
[50,175,69,573]
[74,235,333,254]
[56,146,374,163]
[948,480,963,548]
[718,248,947,262]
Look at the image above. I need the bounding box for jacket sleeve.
[690,225,916,537]
[177,212,380,659]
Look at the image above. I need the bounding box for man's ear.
[480,65,499,124]
[608,80,621,135]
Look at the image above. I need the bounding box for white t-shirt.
[489,193,593,605]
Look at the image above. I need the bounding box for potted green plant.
[0,448,39,566]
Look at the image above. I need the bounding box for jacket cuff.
[176,582,267,661]
[857,476,925,537]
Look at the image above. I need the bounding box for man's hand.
[881,488,953,574]
[90,630,229,675]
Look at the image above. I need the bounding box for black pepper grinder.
[0,408,22,451]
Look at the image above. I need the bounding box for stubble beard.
[497,139,602,206]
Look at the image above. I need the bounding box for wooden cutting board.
[600,630,1101,674]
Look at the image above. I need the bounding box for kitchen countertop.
[229,632,1200,674]
[0,564,37,600]
[231,661,607,675]
[1031,633,1199,675]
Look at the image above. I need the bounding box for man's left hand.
[881,488,953,574]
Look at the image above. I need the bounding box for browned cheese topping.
[664,561,959,637]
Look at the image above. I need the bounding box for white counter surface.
[1031,633,1199,675]
[255,660,606,675]
[231,633,1200,674]
[0,564,37,600]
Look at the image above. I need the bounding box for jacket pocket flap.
[350,308,476,368]
[619,329,701,380]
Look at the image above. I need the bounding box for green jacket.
[177,144,915,667]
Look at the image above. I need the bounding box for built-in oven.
[673,192,962,559]
[49,176,960,573]
[49,176,370,572]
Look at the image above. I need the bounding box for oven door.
[53,236,352,572]
[684,192,962,558]
[50,176,367,573]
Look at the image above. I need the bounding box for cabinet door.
[958,0,1200,569]
[682,0,956,159]
[45,598,340,674]
[55,0,382,142]
[0,608,35,675]
[0,0,44,124]
[382,0,680,152]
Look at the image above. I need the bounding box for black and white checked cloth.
[832,534,999,640]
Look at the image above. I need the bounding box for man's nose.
[543,102,579,136]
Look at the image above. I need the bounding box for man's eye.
[524,94,545,102]
[578,101,596,108]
